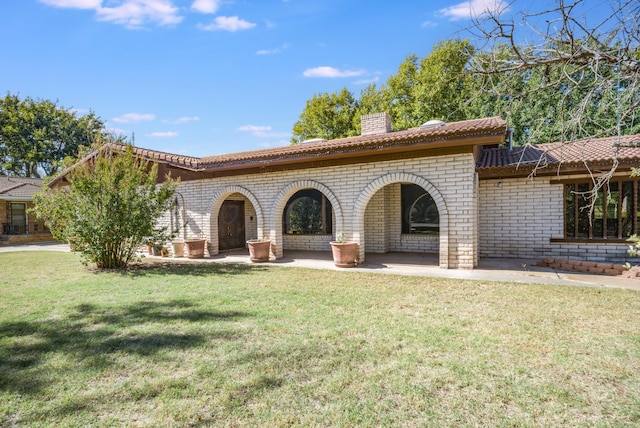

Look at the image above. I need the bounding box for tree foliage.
[467,0,639,144]
[291,88,358,143]
[292,0,638,148]
[0,93,105,178]
[33,143,177,269]
[291,39,476,141]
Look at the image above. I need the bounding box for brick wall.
[479,176,635,263]
[172,151,479,268]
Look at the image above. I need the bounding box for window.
[401,184,439,234]
[564,179,637,240]
[283,189,332,235]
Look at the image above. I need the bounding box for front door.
[218,200,245,251]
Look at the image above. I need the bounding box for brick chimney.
[361,112,392,136]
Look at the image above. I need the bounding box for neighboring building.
[51,113,640,268]
[0,176,51,243]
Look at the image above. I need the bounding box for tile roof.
[199,116,507,168]
[48,116,508,187]
[477,133,640,172]
[0,176,43,198]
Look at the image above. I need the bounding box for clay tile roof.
[200,116,507,168]
[477,133,640,171]
[0,176,43,198]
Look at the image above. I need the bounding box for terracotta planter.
[247,239,271,262]
[330,241,359,268]
[172,241,184,258]
[185,239,206,259]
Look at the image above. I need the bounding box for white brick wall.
[171,152,478,268]
[479,176,632,262]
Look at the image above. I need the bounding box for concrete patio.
[2,241,639,291]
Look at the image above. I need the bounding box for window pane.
[592,185,604,238]
[283,189,332,235]
[606,182,619,238]
[621,181,634,238]
[401,184,439,234]
[565,184,576,238]
[577,183,590,238]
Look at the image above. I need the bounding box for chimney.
[361,112,392,136]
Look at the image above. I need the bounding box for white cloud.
[238,125,289,139]
[191,0,219,14]
[353,76,379,85]
[421,20,437,28]
[439,0,508,21]
[303,66,366,78]
[198,16,256,31]
[163,116,200,124]
[39,0,100,8]
[96,0,183,28]
[148,131,178,137]
[256,43,290,55]
[112,112,155,123]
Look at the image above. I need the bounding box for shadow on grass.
[0,300,250,395]
[112,260,270,277]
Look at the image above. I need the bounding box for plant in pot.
[330,232,359,268]
[184,238,206,259]
[246,238,271,263]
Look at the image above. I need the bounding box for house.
[50,113,640,268]
[0,176,51,244]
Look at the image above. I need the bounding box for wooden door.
[218,200,245,250]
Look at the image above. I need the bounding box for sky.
[1,0,518,157]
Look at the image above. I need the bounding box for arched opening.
[271,180,343,258]
[283,189,333,235]
[354,173,449,268]
[208,187,263,256]
[281,188,335,251]
[402,184,439,235]
[363,183,440,259]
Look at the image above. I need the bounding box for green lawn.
[1,251,639,427]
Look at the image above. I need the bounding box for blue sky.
[2,0,513,157]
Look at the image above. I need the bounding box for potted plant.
[184,238,206,259]
[247,239,271,262]
[330,232,359,268]
[172,239,184,258]
[151,242,163,256]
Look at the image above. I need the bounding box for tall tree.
[0,93,105,177]
[291,88,358,143]
[292,39,476,141]
[467,0,639,144]
[33,142,178,269]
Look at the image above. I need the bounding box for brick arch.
[270,180,343,258]
[353,172,450,268]
[207,186,264,256]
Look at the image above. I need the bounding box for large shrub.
[33,143,177,269]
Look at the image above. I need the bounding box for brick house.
[51,113,640,268]
[0,176,51,243]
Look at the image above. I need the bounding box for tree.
[33,142,177,269]
[0,93,105,178]
[467,0,639,144]
[292,40,476,140]
[291,88,358,143]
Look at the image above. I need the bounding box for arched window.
[401,184,439,234]
[283,189,333,235]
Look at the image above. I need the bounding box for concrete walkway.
[2,241,639,291]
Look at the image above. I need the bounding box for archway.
[208,186,263,256]
[271,180,343,258]
[353,173,450,268]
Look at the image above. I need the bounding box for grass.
[1,251,640,427]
